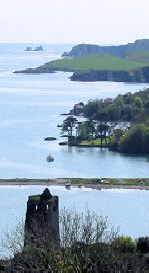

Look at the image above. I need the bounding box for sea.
[0,43,149,178]
[1,44,149,256]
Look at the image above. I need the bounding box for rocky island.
[15,39,149,83]
[24,45,43,51]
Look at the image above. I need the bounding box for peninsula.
[14,39,149,83]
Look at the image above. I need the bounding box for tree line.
[83,88,149,122]
[2,209,149,272]
[60,88,149,153]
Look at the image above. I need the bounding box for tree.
[96,122,109,146]
[1,218,24,258]
[132,96,144,121]
[61,116,78,137]
[78,120,96,140]
[2,209,149,273]
[119,124,145,153]
[83,99,102,119]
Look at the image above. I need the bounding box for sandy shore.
[0,178,149,190]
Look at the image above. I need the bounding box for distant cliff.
[70,67,149,82]
[62,39,149,58]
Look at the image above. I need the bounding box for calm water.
[1,44,149,257]
[0,186,149,242]
[0,43,149,178]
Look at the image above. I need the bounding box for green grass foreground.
[39,54,149,72]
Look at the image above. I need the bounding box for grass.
[29,195,40,201]
[79,138,112,147]
[125,50,149,63]
[66,178,149,185]
[40,54,149,72]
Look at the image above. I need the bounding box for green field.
[66,178,149,185]
[125,50,149,63]
[41,54,149,72]
[79,138,112,147]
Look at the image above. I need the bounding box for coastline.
[0,178,149,190]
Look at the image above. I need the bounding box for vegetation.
[59,88,149,152]
[62,88,149,153]
[79,137,112,146]
[60,116,114,147]
[65,178,149,186]
[125,50,149,63]
[83,88,149,122]
[2,209,149,272]
[36,54,149,72]
[117,123,149,153]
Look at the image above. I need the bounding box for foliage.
[61,116,78,138]
[112,236,137,253]
[59,208,114,248]
[137,237,149,254]
[1,218,24,257]
[60,116,112,147]
[119,124,149,153]
[60,88,149,152]
[2,210,149,272]
[83,88,149,122]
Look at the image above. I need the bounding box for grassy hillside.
[125,50,149,63]
[41,54,149,72]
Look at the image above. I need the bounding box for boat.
[46,154,54,162]
[65,181,71,188]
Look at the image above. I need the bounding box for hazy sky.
[0,0,148,44]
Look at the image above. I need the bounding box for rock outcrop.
[70,67,149,82]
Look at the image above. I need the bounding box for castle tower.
[24,188,60,250]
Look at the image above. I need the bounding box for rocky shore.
[14,66,149,83]
[70,67,149,82]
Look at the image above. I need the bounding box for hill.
[14,50,149,83]
[14,53,149,73]
[63,39,149,58]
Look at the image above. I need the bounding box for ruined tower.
[24,188,60,249]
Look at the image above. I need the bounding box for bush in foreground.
[1,209,149,273]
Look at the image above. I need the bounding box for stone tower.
[24,188,60,249]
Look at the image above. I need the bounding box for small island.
[24,45,43,52]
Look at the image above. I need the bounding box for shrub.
[112,236,136,253]
[137,237,149,253]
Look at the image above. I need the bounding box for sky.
[0,0,148,44]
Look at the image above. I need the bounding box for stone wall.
[24,188,60,250]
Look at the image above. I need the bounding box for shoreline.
[0,178,149,190]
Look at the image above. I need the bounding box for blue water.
[0,43,149,178]
[0,185,149,241]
